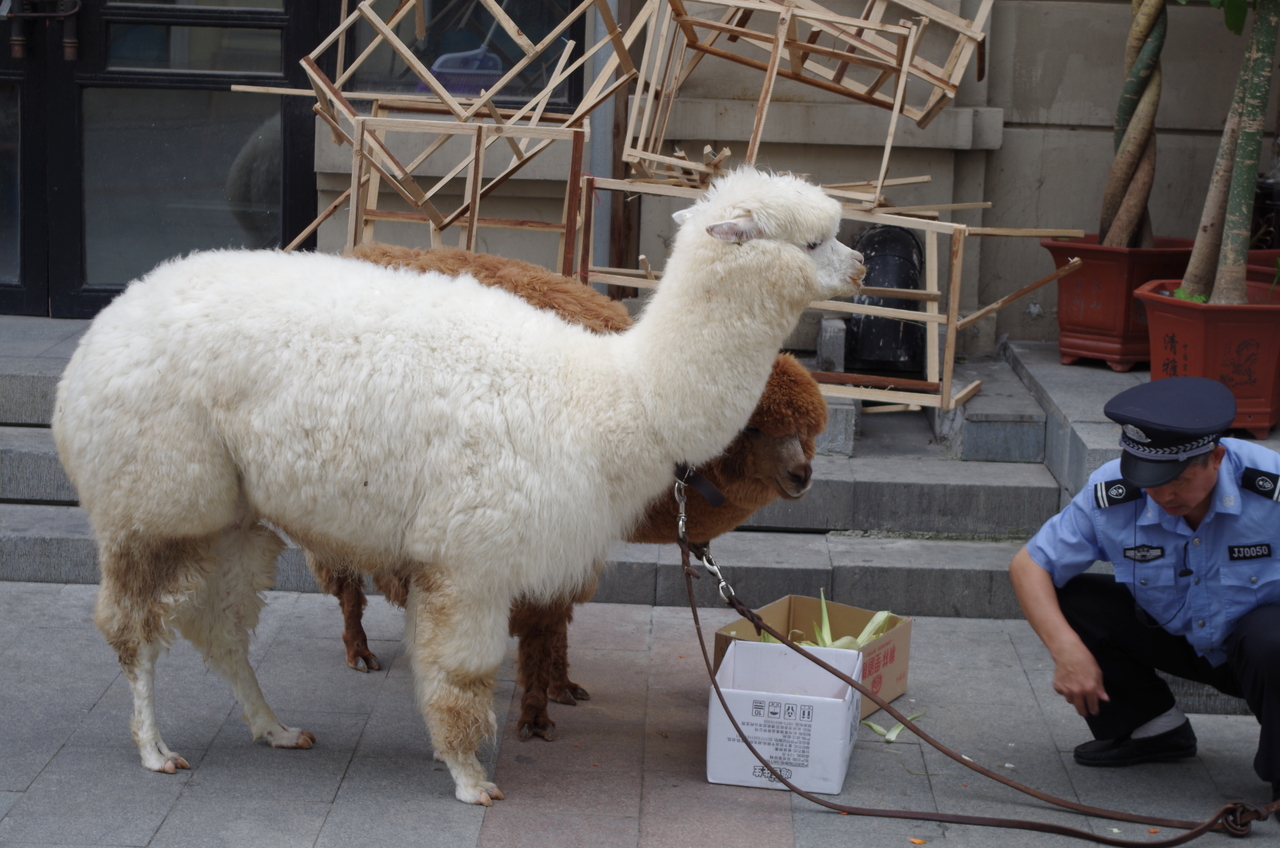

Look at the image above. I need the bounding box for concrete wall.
[311,0,1271,350]
[982,0,1264,343]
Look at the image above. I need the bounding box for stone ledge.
[662,99,1004,150]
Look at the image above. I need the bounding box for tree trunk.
[1213,0,1280,304]
[1182,79,1246,300]
[1099,0,1165,247]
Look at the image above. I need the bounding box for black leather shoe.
[1073,720,1197,767]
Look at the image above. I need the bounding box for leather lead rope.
[673,481,1273,844]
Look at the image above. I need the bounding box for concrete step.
[929,355,1047,463]
[1,426,75,502]
[0,501,1028,618]
[1006,341,1280,504]
[4,424,1060,537]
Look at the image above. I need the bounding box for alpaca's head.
[720,353,828,500]
[672,169,865,302]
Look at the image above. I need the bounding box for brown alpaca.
[310,243,827,741]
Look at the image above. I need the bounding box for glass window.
[0,84,16,284]
[108,25,281,73]
[348,0,579,106]
[83,89,281,288]
[111,0,284,8]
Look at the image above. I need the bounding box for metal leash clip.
[673,477,734,603]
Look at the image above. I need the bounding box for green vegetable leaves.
[861,712,926,742]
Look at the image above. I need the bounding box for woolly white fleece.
[52,167,863,804]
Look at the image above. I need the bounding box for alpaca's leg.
[337,571,379,672]
[306,551,380,672]
[511,601,555,741]
[546,602,590,705]
[126,639,190,772]
[174,521,314,748]
[407,573,508,805]
[94,534,207,773]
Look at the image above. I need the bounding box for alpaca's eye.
[806,240,823,251]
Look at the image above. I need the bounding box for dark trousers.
[1056,573,1280,782]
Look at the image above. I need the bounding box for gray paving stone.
[185,711,367,802]
[148,797,333,848]
[793,808,946,847]
[315,757,488,848]
[791,737,935,814]
[0,745,190,846]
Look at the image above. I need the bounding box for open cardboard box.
[713,595,912,719]
[707,640,862,794]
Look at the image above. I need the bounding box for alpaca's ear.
[705,215,763,244]
[671,207,694,227]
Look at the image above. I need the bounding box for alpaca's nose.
[786,464,813,497]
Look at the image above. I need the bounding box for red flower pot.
[1135,279,1280,438]
[1042,235,1194,372]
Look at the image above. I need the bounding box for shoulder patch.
[1241,467,1280,502]
[1094,479,1143,508]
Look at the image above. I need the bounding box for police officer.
[1009,376,1280,802]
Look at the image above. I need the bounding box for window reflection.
[0,84,16,284]
[350,0,577,105]
[110,0,284,8]
[83,89,281,288]
[108,25,280,73]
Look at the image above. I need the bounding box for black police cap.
[1102,377,1235,488]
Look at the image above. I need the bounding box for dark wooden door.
[0,0,337,317]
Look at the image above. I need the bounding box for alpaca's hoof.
[457,782,504,805]
[549,683,588,705]
[266,726,316,749]
[518,719,555,742]
[347,648,381,673]
[140,742,190,773]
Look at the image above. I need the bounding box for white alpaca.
[52,168,863,805]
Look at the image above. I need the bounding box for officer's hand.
[1052,643,1110,717]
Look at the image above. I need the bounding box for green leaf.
[853,610,893,648]
[882,712,926,743]
[1173,287,1208,303]
[860,720,889,737]
[817,589,833,647]
[761,630,781,644]
[1223,0,1247,34]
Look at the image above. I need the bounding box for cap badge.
[1123,424,1150,443]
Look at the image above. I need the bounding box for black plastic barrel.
[845,225,925,373]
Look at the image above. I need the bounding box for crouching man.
[1009,376,1280,802]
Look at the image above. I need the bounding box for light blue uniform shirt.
[1027,438,1280,666]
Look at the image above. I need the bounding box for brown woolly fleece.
[348,243,632,333]
[318,243,828,741]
